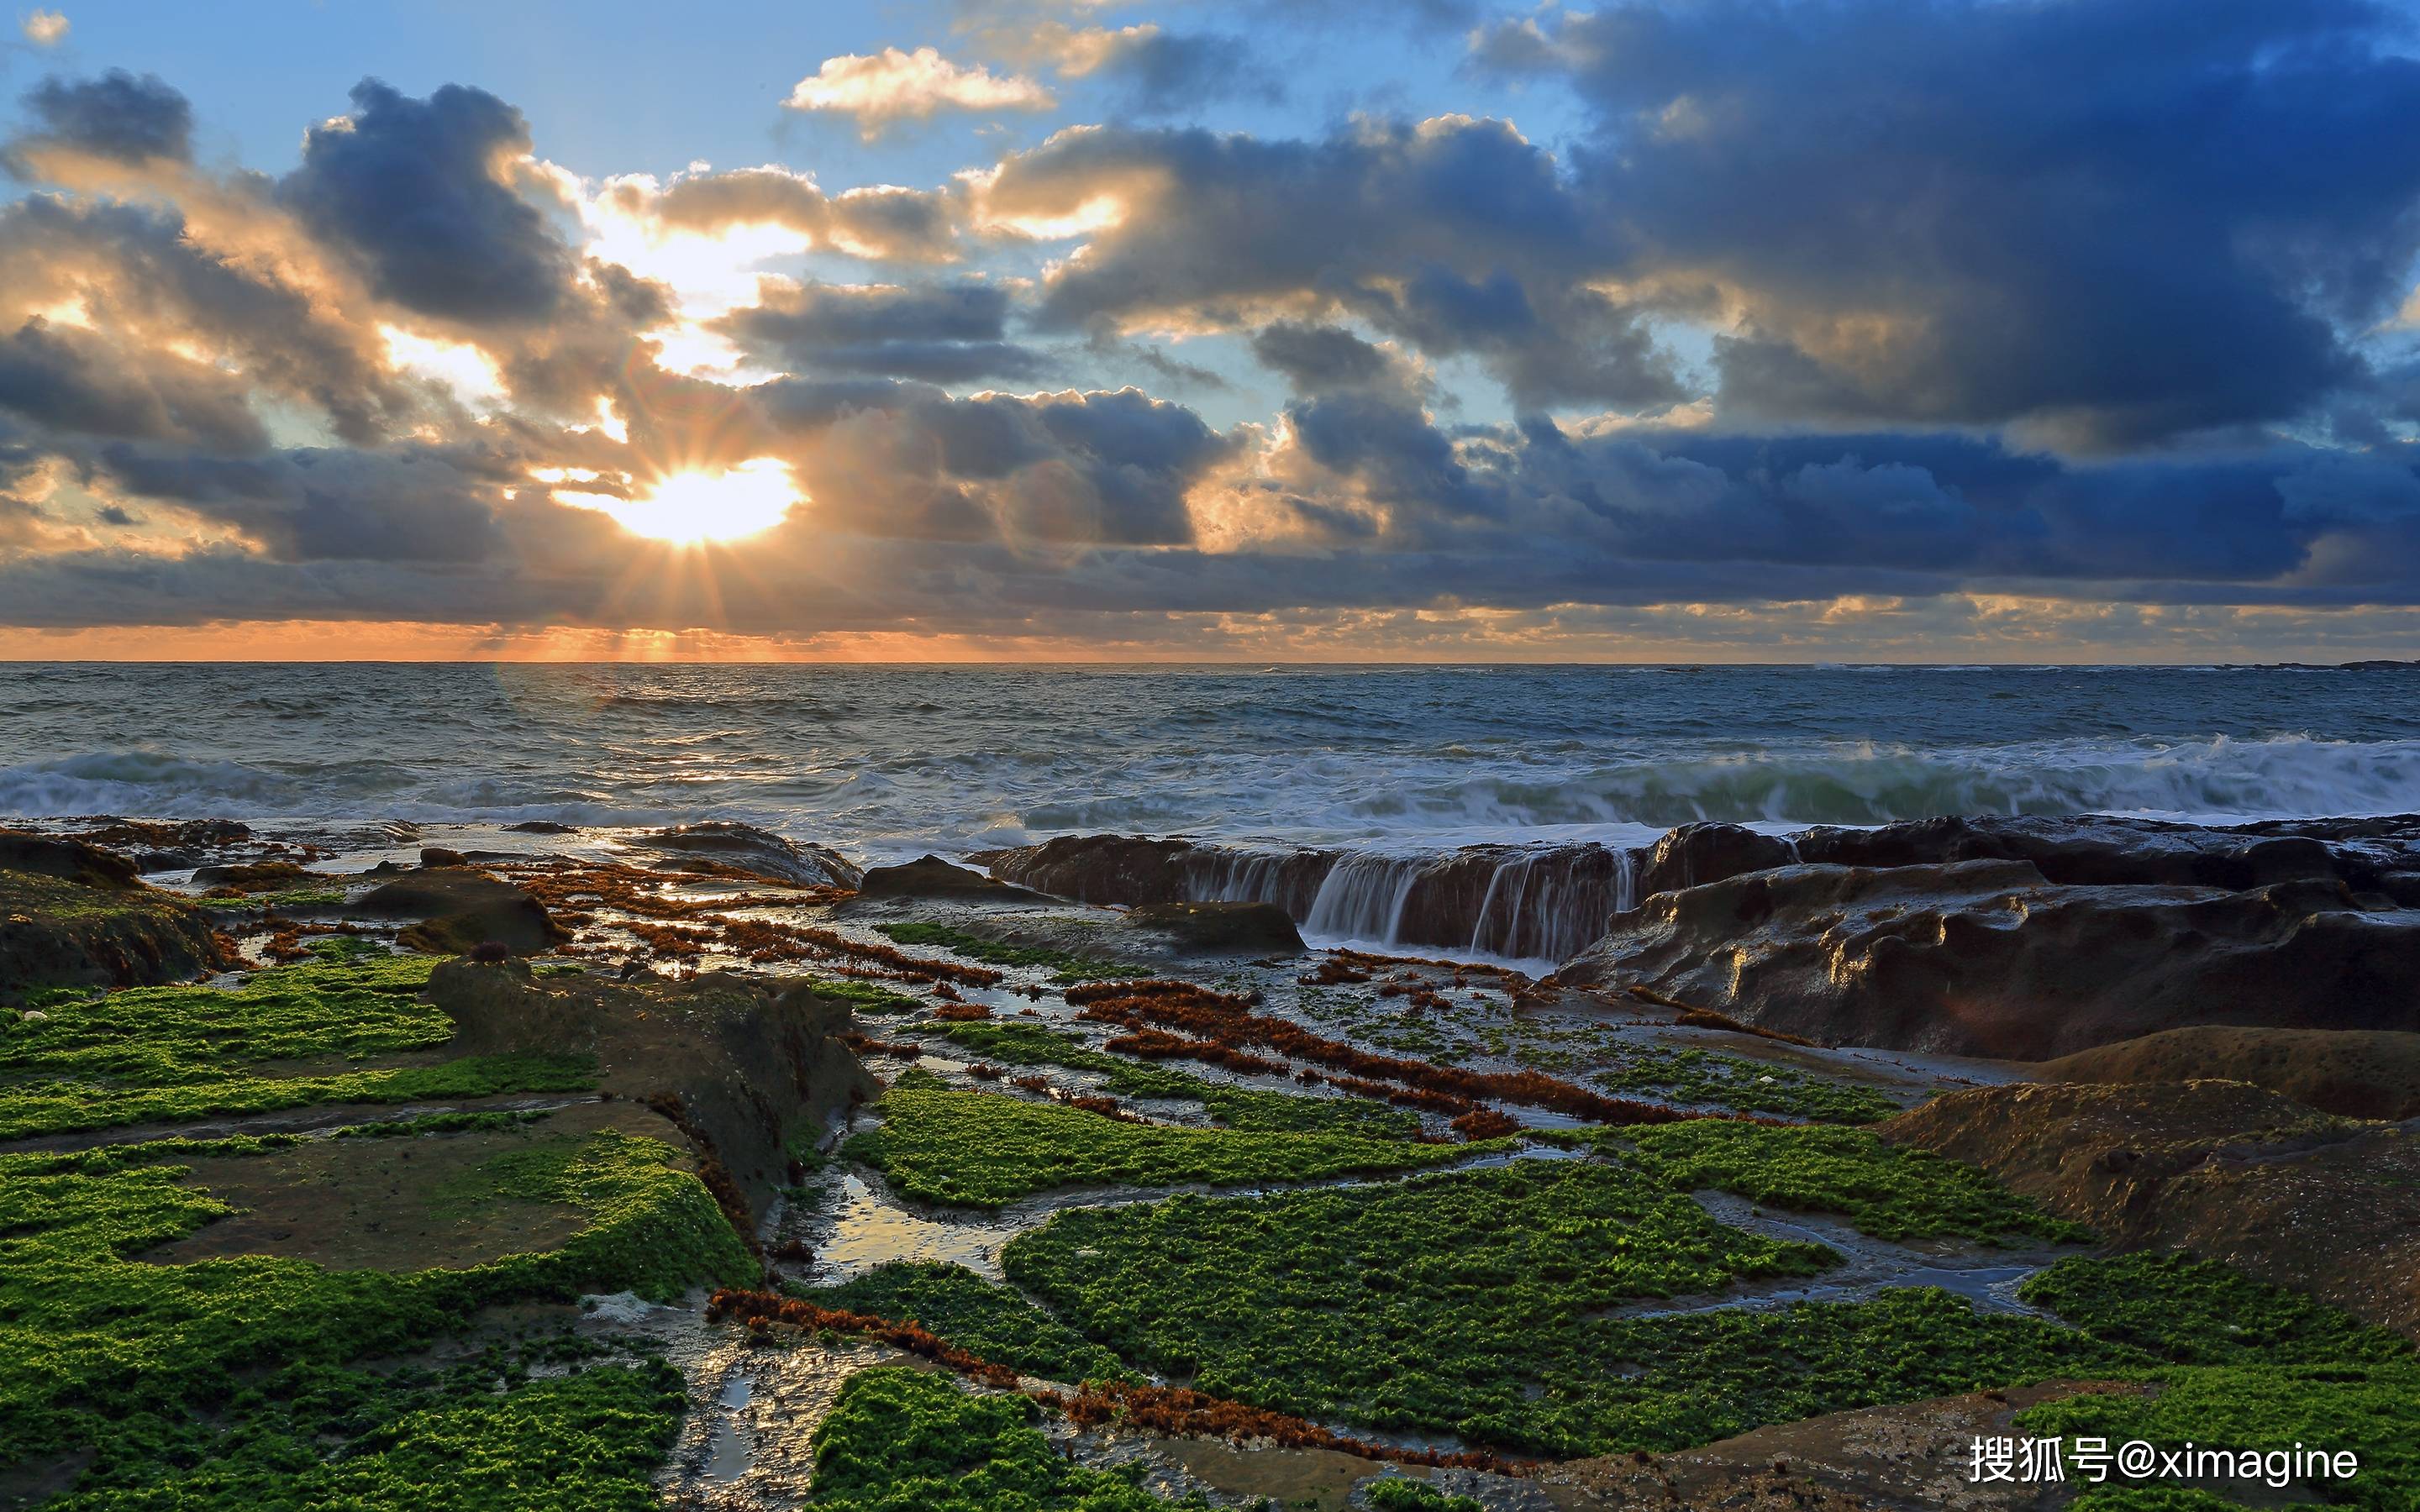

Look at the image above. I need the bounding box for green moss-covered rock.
[0,844,235,999]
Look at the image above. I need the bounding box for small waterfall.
[1176,847,1338,917]
[1302,853,1431,943]
[1165,842,1640,963]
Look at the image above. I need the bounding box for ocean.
[4,663,2417,864]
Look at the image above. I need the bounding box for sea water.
[3,662,2417,861]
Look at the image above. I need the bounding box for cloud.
[1473,0,2420,447]
[0,317,266,451]
[636,166,964,262]
[11,71,194,166]
[0,196,412,445]
[19,8,65,45]
[782,48,1055,139]
[713,279,1045,383]
[1050,25,1276,115]
[3,32,2418,659]
[982,116,1677,409]
[280,80,576,326]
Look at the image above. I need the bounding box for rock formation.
[1560,859,2420,1058]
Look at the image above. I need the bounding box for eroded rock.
[628,821,860,889]
[1633,822,1797,900]
[0,830,235,995]
[1560,859,2420,1058]
[2033,1026,2420,1121]
[357,865,567,956]
[1883,1080,2420,1338]
[426,960,877,1220]
[1794,812,2419,895]
[983,834,1199,905]
[855,855,1044,901]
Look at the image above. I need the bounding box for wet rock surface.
[1796,811,2420,898]
[855,853,1044,900]
[629,821,861,889]
[986,834,1634,960]
[356,864,569,955]
[0,829,235,995]
[1122,900,1306,954]
[1634,822,1799,900]
[1561,858,2420,1058]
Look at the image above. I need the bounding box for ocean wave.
[0,749,676,828]
[1356,736,2420,832]
[5,665,2418,853]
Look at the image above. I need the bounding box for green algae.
[0,957,600,1138]
[2022,1362,2419,1512]
[1601,1119,2091,1243]
[1,955,449,1082]
[40,1350,688,1511]
[874,922,1144,982]
[808,975,929,1015]
[0,1049,598,1140]
[195,887,348,911]
[841,1083,1494,1206]
[2016,1256,2417,1511]
[996,1158,2238,1457]
[1590,1046,1902,1124]
[0,1121,755,1496]
[808,1366,1201,1510]
[1000,1158,1860,1453]
[812,1261,1135,1383]
[1361,1478,1483,1512]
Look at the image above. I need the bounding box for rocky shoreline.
[3,808,2417,1510]
[978,812,2420,1059]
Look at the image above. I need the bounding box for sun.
[563,458,800,545]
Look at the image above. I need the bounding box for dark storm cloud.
[1282,409,2420,590]
[986,116,1677,411]
[90,440,508,563]
[1000,118,1603,323]
[0,318,266,452]
[11,71,193,165]
[765,384,1236,546]
[713,280,1045,383]
[281,81,575,325]
[1249,323,1394,393]
[1476,0,2420,446]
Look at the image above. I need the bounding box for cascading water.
[1170,842,1644,963]
[1302,853,1433,944]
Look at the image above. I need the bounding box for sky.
[4,1,2420,661]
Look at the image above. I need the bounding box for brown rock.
[626,821,860,888]
[425,959,877,1221]
[1560,858,2420,1058]
[1634,822,1799,901]
[0,835,235,995]
[855,854,1044,900]
[2033,1026,2420,1121]
[1125,900,1307,954]
[357,867,567,956]
[1882,1080,2420,1338]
